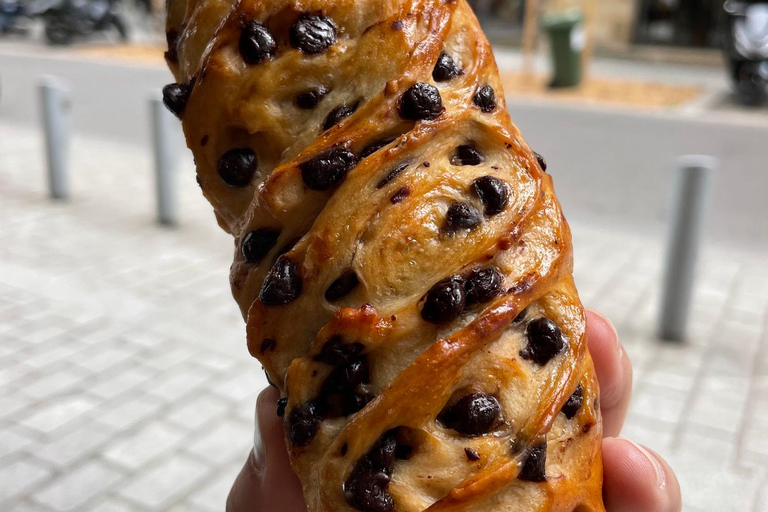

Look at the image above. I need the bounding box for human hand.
[227,310,682,512]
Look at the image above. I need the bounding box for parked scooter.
[35,0,128,46]
[0,0,30,35]
[723,0,768,105]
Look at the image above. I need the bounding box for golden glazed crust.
[165,1,606,511]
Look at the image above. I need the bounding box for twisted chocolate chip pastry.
[164,1,606,511]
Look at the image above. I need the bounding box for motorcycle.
[35,0,128,46]
[722,0,768,105]
[0,0,30,35]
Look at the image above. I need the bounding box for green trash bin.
[541,11,585,88]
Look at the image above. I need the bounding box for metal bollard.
[39,76,71,200]
[658,156,716,342]
[150,93,179,226]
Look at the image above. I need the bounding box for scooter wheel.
[734,63,767,106]
[45,21,74,46]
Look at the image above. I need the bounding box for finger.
[226,449,262,512]
[257,387,304,508]
[227,387,306,512]
[602,437,681,512]
[586,309,633,437]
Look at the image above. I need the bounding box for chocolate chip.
[239,21,276,64]
[290,14,337,54]
[451,145,485,166]
[361,138,396,158]
[325,272,360,301]
[324,102,359,130]
[390,186,411,204]
[433,52,462,82]
[444,202,482,233]
[561,384,584,419]
[323,357,369,395]
[367,430,397,472]
[343,386,376,415]
[464,267,503,306]
[376,162,409,189]
[242,228,280,263]
[276,397,288,417]
[260,256,303,306]
[217,148,257,188]
[440,393,502,436]
[473,85,497,113]
[519,442,547,482]
[315,336,364,366]
[465,447,480,461]
[345,431,399,512]
[395,443,413,460]
[513,309,528,324]
[162,77,195,118]
[399,83,444,121]
[421,276,466,324]
[520,318,566,366]
[260,338,277,353]
[534,151,548,172]
[345,468,394,512]
[296,86,329,109]
[473,176,509,216]
[288,402,321,446]
[165,30,179,63]
[300,147,358,191]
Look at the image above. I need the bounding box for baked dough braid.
[164,1,606,511]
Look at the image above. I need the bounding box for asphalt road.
[1,48,766,252]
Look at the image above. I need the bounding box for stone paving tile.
[21,367,89,401]
[165,393,229,431]
[85,497,136,512]
[87,365,156,400]
[19,396,99,435]
[7,501,55,512]
[210,371,263,404]
[118,455,208,510]
[0,395,33,422]
[140,345,198,372]
[628,386,689,425]
[95,393,165,431]
[104,422,185,470]
[36,420,116,468]
[0,458,52,502]
[755,479,768,512]
[1,124,767,511]
[669,452,763,512]
[21,344,83,371]
[0,426,36,460]
[187,461,242,511]
[33,460,123,512]
[167,503,210,512]
[145,366,213,403]
[74,345,139,374]
[186,420,252,466]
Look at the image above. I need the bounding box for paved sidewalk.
[0,122,767,512]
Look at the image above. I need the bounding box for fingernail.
[253,408,265,469]
[621,438,666,490]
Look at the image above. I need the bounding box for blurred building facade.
[471,0,726,53]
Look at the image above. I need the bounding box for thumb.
[227,387,307,512]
